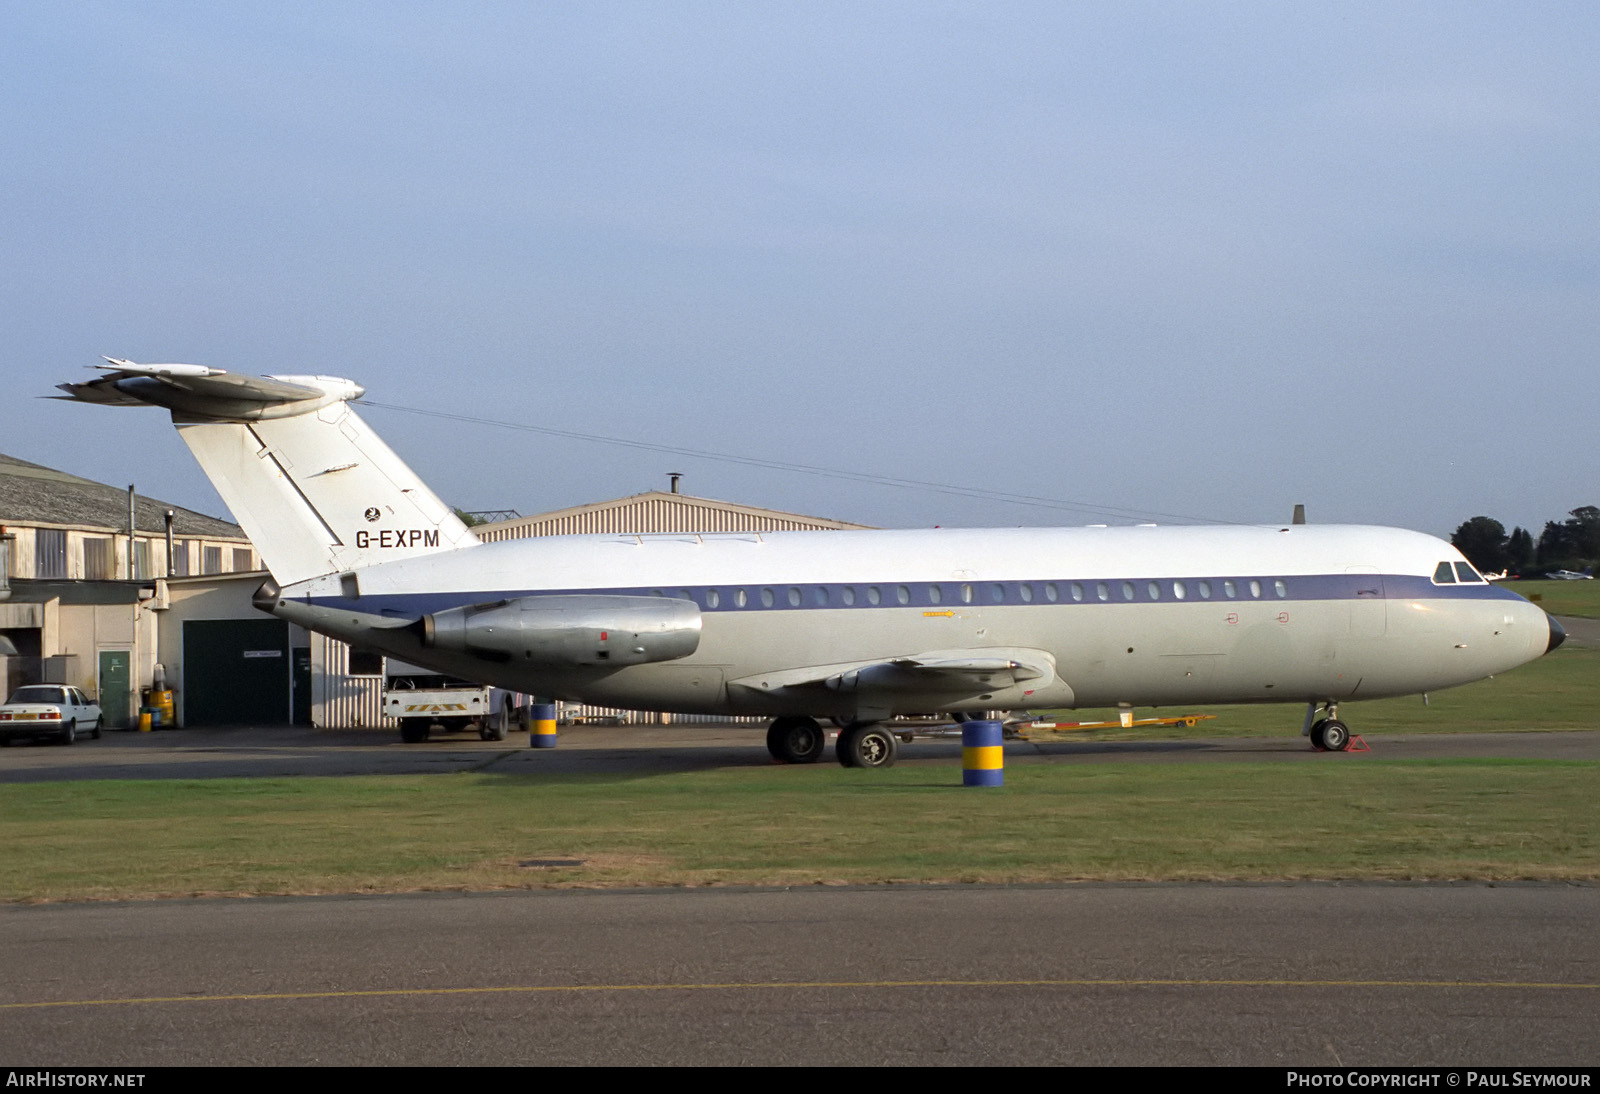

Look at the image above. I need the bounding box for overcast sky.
[4,3,1596,538]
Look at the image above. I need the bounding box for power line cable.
[358,399,1237,525]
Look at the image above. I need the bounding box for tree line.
[1451,507,1600,576]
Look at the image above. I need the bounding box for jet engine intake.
[421,594,701,666]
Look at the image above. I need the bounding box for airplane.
[1544,570,1594,581]
[59,360,1567,766]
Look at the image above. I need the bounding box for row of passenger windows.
[645,579,1292,609]
[1433,561,1486,585]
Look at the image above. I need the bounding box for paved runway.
[3,884,1596,1066]
[2,721,1596,783]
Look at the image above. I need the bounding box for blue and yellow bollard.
[529,702,558,748]
[961,720,1004,787]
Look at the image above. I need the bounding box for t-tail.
[57,359,477,585]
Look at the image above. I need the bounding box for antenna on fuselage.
[1292,504,1306,525]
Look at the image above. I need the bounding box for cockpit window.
[1432,562,1456,584]
[1453,561,1484,584]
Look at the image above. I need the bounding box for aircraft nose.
[1547,615,1566,653]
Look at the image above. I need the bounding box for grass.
[2,757,1596,902]
[1508,577,1600,619]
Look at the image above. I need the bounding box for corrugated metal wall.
[477,493,866,541]
[312,633,387,728]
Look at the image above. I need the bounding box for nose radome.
[1547,615,1566,653]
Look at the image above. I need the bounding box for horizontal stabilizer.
[58,360,359,421]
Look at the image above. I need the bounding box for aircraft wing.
[728,647,1057,697]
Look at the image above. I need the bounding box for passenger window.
[761,587,775,608]
[1019,583,1033,603]
[707,589,721,608]
[1096,582,1109,602]
[1173,581,1186,600]
[1197,581,1211,599]
[1045,583,1059,602]
[842,587,856,606]
[1121,582,1135,601]
[1274,580,1287,598]
[814,586,829,606]
[1249,580,1262,598]
[1223,581,1236,599]
[736,588,748,607]
[1433,562,1456,584]
[1071,582,1084,602]
[961,584,973,604]
[928,584,943,604]
[989,583,1005,603]
[1147,581,1160,600]
[788,587,802,607]
[896,585,910,605]
[867,586,882,605]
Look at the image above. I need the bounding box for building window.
[171,540,191,577]
[35,529,66,578]
[83,536,115,580]
[203,546,222,574]
[133,540,153,580]
[347,647,384,676]
[232,548,254,572]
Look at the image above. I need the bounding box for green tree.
[1451,516,1509,573]
[1506,526,1535,574]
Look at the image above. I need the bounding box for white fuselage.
[266,523,1556,719]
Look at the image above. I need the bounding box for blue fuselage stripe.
[308,574,1530,619]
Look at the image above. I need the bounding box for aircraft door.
[1345,568,1387,638]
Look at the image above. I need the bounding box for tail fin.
[59,361,477,585]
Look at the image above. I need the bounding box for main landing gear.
[766,716,826,764]
[1305,702,1352,752]
[765,716,899,768]
[835,722,898,769]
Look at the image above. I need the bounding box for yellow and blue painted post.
[529,702,558,748]
[961,720,1004,786]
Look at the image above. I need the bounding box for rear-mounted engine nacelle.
[420,595,702,666]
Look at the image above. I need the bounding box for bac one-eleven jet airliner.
[61,360,1565,767]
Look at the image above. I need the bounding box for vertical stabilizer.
[58,362,478,585]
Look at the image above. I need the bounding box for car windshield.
[9,686,66,704]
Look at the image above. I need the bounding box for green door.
[182,619,291,726]
[98,650,131,728]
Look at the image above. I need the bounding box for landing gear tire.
[1319,719,1351,752]
[400,720,429,744]
[766,716,825,764]
[91,716,103,740]
[836,723,898,769]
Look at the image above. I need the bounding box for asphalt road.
[3,884,1596,1066]
[2,721,1597,783]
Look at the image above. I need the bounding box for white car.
[0,685,103,745]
